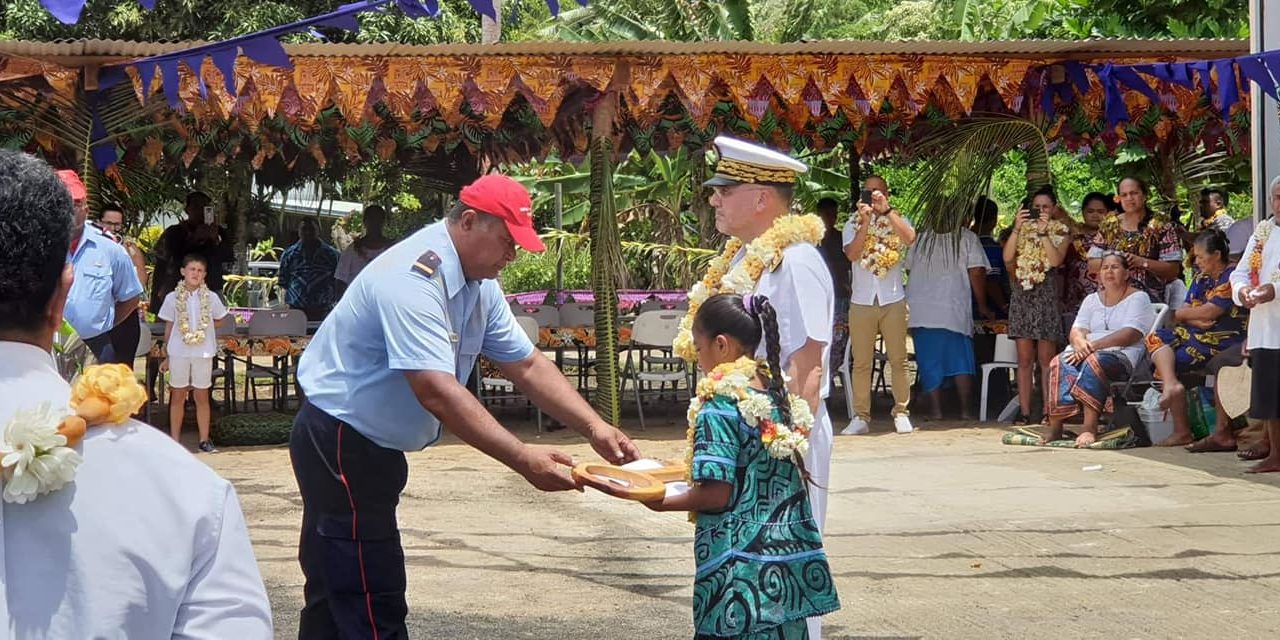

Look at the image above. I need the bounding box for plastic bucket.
[1138,406,1174,443]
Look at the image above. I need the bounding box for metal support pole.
[554,182,564,302]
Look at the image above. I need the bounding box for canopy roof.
[0,37,1253,190]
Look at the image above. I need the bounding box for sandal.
[1185,437,1237,453]
[1238,445,1270,461]
[1011,412,1031,426]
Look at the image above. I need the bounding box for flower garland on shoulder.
[0,364,147,504]
[682,356,813,520]
[1097,211,1169,258]
[174,283,213,346]
[1248,220,1277,287]
[1014,218,1069,290]
[855,213,904,277]
[673,214,824,362]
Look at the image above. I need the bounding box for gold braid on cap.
[715,158,798,184]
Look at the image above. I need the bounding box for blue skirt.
[910,327,977,393]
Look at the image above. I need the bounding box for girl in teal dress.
[645,293,840,639]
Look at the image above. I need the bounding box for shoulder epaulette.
[411,250,441,278]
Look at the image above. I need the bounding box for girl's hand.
[641,498,668,512]
[159,357,169,373]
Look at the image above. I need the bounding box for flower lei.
[1248,220,1278,287]
[682,356,814,520]
[855,213,904,277]
[1014,219,1068,290]
[1098,212,1169,259]
[673,214,825,362]
[1,364,147,504]
[174,283,213,346]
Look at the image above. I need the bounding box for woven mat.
[1000,425,1139,450]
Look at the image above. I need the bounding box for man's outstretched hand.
[585,422,641,465]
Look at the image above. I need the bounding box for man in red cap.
[58,169,145,366]
[289,173,638,639]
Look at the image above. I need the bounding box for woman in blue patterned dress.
[644,293,839,639]
[1146,229,1248,446]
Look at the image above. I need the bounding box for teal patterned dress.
[690,390,840,639]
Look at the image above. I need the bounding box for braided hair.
[693,293,815,486]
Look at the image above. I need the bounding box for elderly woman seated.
[1146,229,1249,448]
[1042,251,1156,446]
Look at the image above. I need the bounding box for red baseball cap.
[56,169,87,202]
[459,174,545,253]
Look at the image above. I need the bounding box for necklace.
[856,213,904,277]
[1014,219,1068,290]
[683,355,814,522]
[1100,288,1126,330]
[673,214,824,362]
[174,284,212,345]
[1248,221,1278,287]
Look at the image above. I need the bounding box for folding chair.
[621,310,690,429]
[477,316,543,431]
[1111,302,1171,406]
[513,305,560,328]
[558,304,597,390]
[242,309,307,412]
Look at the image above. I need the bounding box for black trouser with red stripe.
[291,400,410,639]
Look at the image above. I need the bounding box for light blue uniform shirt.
[64,224,145,339]
[297,220,535,451]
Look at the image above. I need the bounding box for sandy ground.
[202,414,1280,640]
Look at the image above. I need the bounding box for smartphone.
[1022,197,1039,220]
[203,205,215,225]
[860,189,873,206]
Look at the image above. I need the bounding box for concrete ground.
[203,417,1280,639]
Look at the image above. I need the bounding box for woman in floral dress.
[1088,177,1184,303]
[1003,186,1071,424]
[1061,192,1112,315]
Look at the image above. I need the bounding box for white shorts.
[169,356,214,389]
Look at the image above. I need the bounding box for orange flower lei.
[1249,221,1275,287]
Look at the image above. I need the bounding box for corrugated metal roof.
[0,37,1251,65]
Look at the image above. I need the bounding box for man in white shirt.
[704,136,835,639]
[0,150,273,638]
[842,175,917,435]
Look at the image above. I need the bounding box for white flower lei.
[673,214,825,362]
[174,283,213,346]
[1014,219,1069,291]
[0,403,82,504]
[855,213,905,278]
[684,356,813,479]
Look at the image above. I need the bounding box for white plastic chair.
[478,316,544,431]
[637,299,688,313]
[1166,279,1189,310]
[622,310,689,429]
[979,334,1019,422]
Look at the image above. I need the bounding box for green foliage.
[499,243,593,293]
[249,238,282,261]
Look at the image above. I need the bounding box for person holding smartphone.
[1003,185,1071,425]
[149,191,235,314]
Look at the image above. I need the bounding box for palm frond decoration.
[1145,144,1233,214]
[904,115,1052,241]
[588,135,625,426]
[541,228,717,289]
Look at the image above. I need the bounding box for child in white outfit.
[158,254,228,452]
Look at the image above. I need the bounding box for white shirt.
[1069,290,1155,367]
[905,229,990,335]
[735,243,835,399]
[0,341,272,639]
[157,286,229,359]
[335,241,392,285]
[1231,219,1280,350]
[842,215,911,305]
